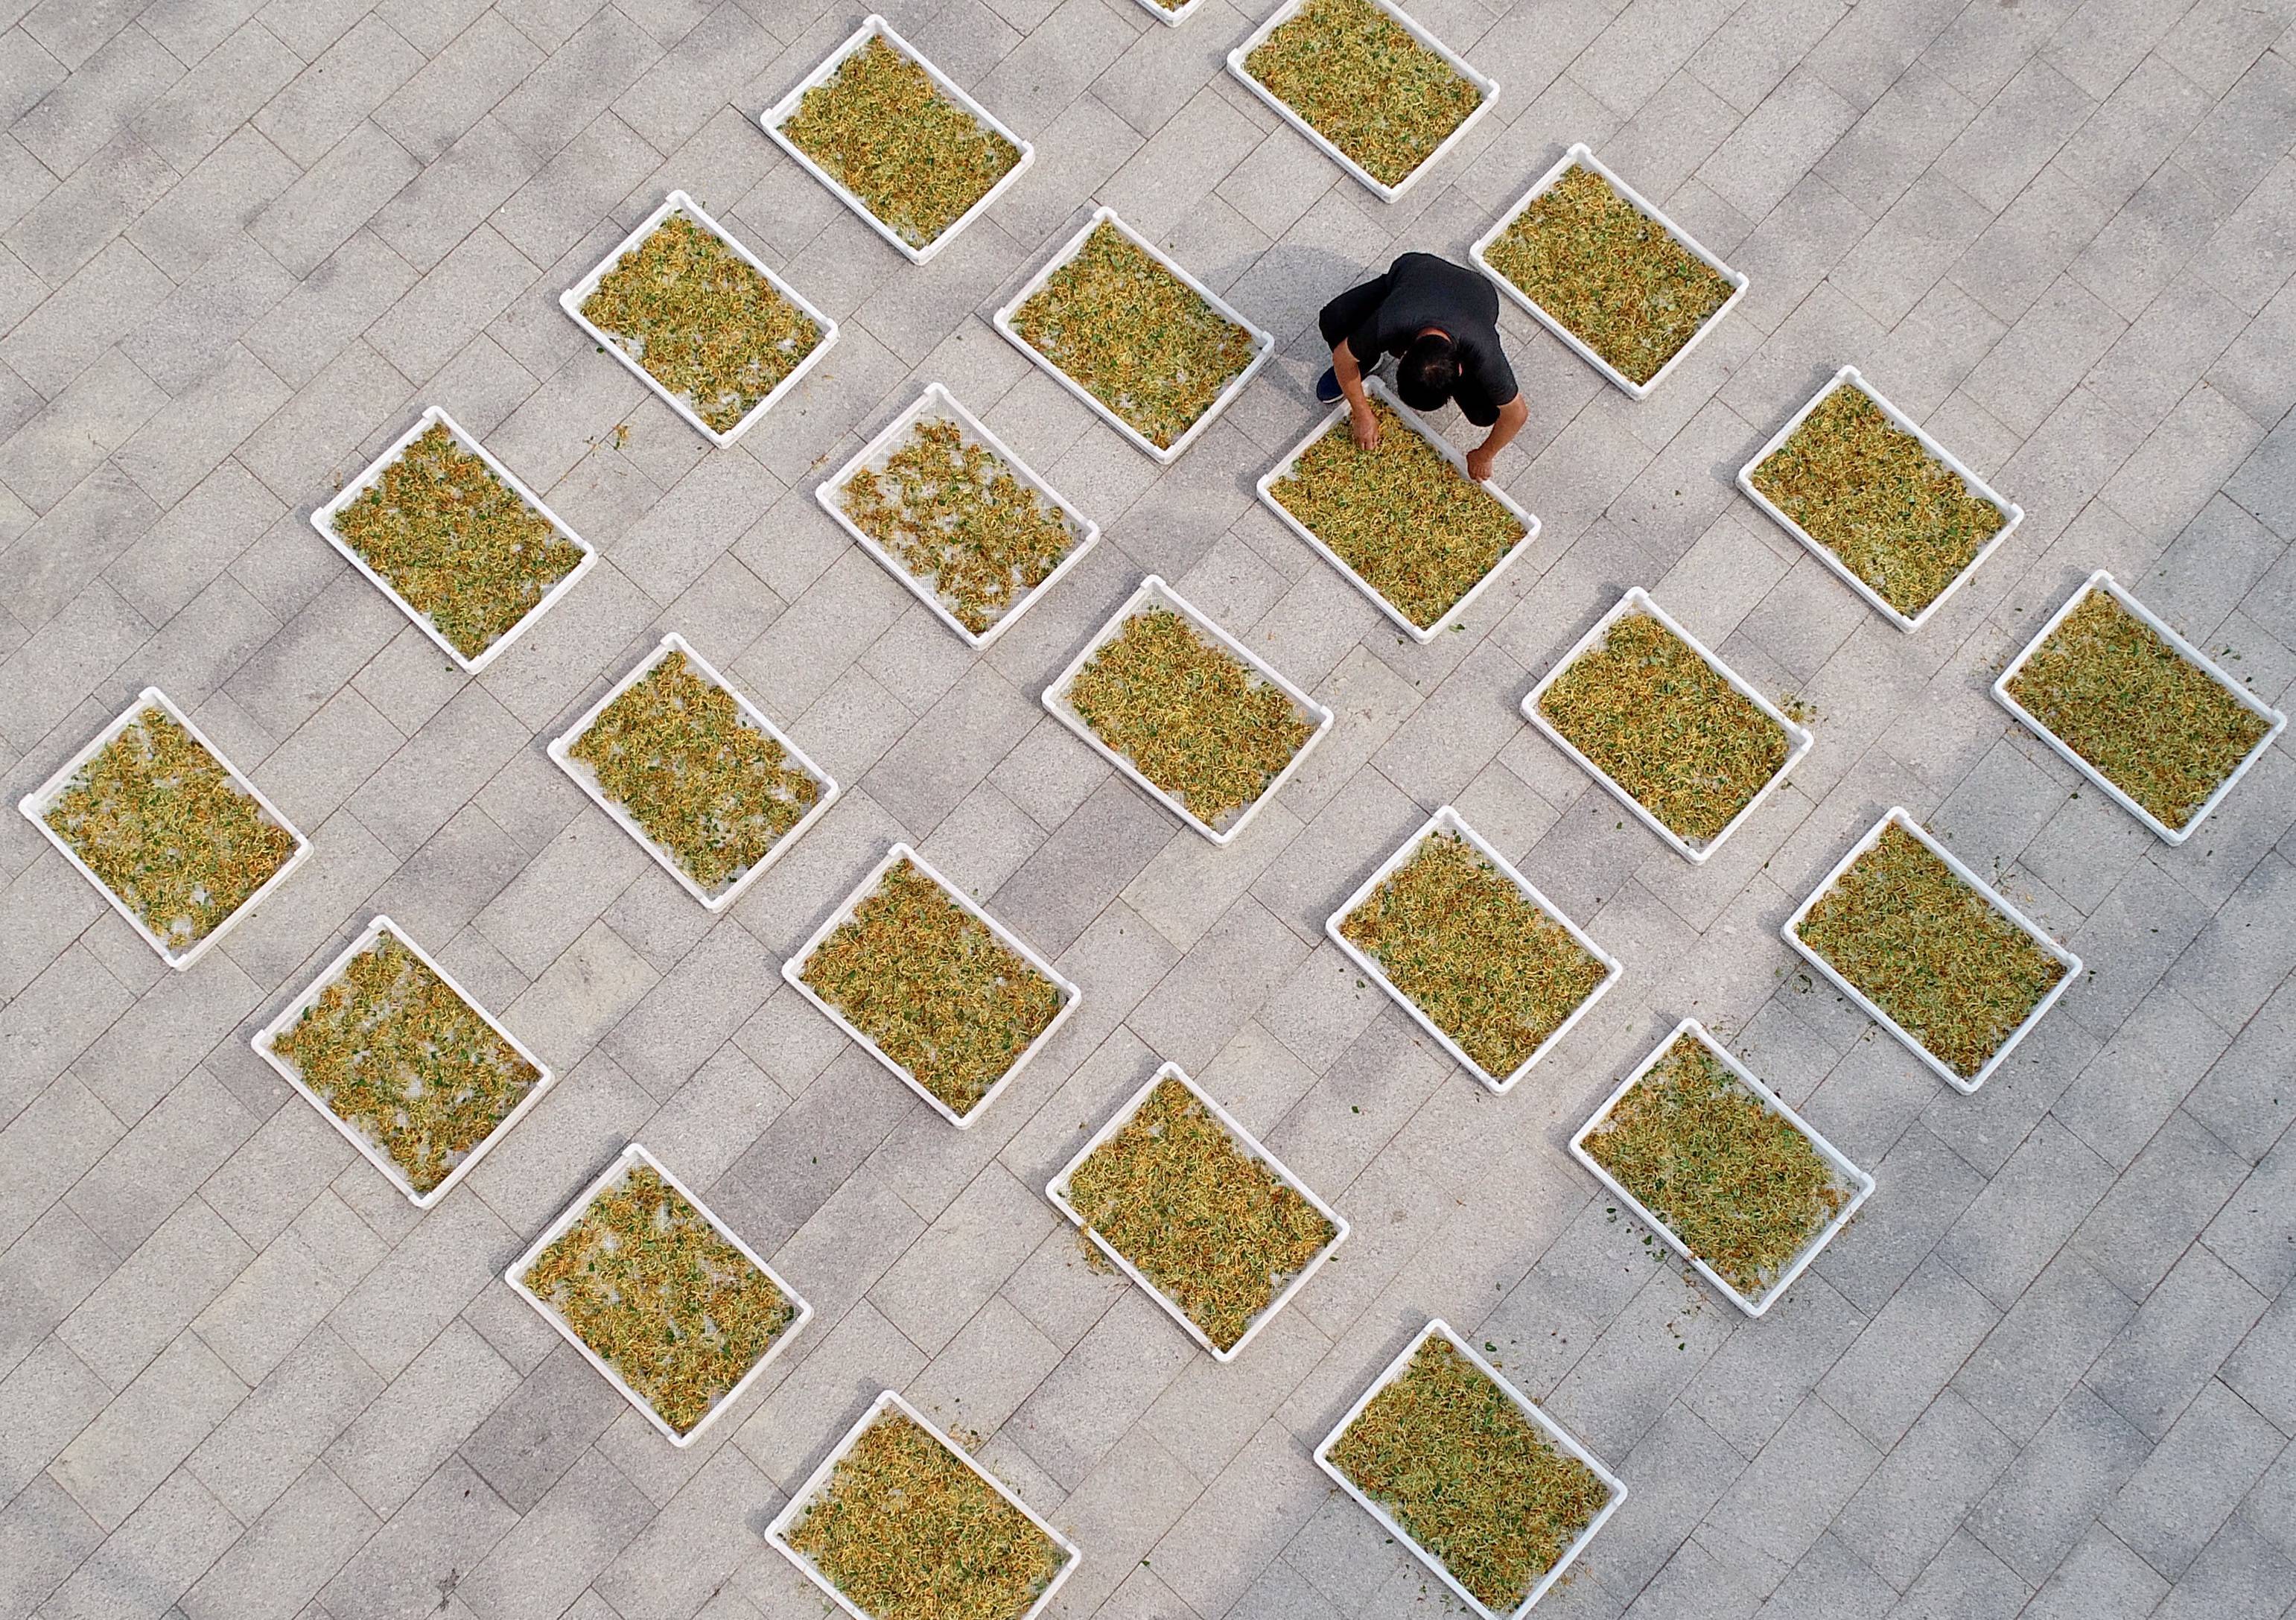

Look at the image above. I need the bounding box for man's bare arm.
[1332,343,1379,448]
[1466,394,1529,483]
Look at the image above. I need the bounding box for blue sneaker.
[1315,366,1343,403]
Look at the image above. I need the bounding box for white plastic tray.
[1128,0,1207,24]
[1316,1319,1626,1618]
[252,915,559,1209]
[815,383,1101,650]
[549,632,840,912]
[308,406,598,674]
[1737,366,2024,635]
[1227,0,1498,202]
[1256,375,1539,642]
[1470,143,1749,401]
[767,1389,1081,1620]
[1326,804,1620,1094]
[505,1142,814,1448]
[992,207,1274,465]
[1570,1018,1874,1317]
[1520,587,1813,865]
[761,16,1035,266]
[782,842,1081,1129]
[1046,1061,1350,1362]
[559,190,839,448]
[1784,807,2079,1095]
[1043,574,1334,845]
[1993,569,2288,845]
[19,687,313,971]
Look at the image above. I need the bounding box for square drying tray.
[1256,375,1540,643]
[1226,0,1499,202]
[560,190,839,448]
[1316,1318,1627,1617]
[766,1389,1081,1620]
[1737,366,2023,635]
[1570,1017,1874,1316]
[18,686,312,971]
[1992,569,2287,845]
[1782,807,2082,1094]
[310,405,598,674]
[992,207,1273,465]
[549,633,840,912]
[781,841,1081,1129]
[1326,804,1619,1093]
[1042,574,1334,845]
[761,16,1034,265]
[815,382,1101,649]
[1520,587,1813,864]
[505,1141,815,1447]
[252,915,559,1209]
[1470,142,1748,401]
[1046,1061,1350,1362]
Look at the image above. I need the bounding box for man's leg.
[1316,272,1390,401]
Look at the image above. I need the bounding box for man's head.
[1397,331,1460,412]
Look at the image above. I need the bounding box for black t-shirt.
[1323,252,1517,410]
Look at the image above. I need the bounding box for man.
[1316,251,1529,483]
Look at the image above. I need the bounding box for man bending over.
[1316,251,1528,482]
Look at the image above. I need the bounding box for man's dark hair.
[1396,332,1460,411]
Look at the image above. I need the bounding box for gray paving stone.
[318,1455,520,1620]
[1964,1385,2151,1584]
[0,1474,104,1620]
[325,1318,521,1516]
[57,1195,251,1391]
[2104,1376,2286,1579]
[179,1458,376,1620]
[1933,1114,2117,1310]
[2070,1108,2251,1300]
[3,3,2295,1614]
[38,1469,240,1620]
[185,1324,382,1525]
[1831,1391,2020,1592]
[2087,1245,2270,1440]
[2056,983,2234,1169]
[2221,1266,2296,1426]
[49,1332,248,1531]
[1819,1254,2001,1448]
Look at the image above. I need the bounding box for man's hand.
[1466,396,1527,485]
[1351,402,1380,451]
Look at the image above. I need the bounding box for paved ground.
[1,0,2294,1616]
